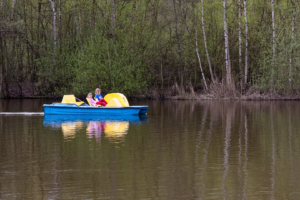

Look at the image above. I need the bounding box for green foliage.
[1,0,300,97]
[253,17,300,94]
[70,32,147,96]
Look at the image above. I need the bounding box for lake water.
[0,99,300,199]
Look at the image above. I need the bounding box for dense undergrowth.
[1,0,300,99]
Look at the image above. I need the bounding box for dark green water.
[0,99,300,199]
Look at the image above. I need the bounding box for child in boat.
[87,93,104,106]
[95,88,107,106]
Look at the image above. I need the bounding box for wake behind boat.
[43,93,148,115]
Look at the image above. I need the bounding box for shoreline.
[2,93,300,101]
[2,82,300,101]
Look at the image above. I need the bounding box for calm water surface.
[0,99,300,199]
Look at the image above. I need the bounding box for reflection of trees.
[238,110,243,199]
[2,101,300,199]
[195,107,208,156]
[243,113,248,200]
[0,116,48,199]
[194,106,208,199]
[222,102,234,200]
[288,106,296,198]
[199,118,213,199]
[270,103,275,200]
[52,129,60,200]
[237,106,249,200]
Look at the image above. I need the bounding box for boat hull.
[43,104,148,115]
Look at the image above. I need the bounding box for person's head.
[95,88,101,94]
[87,93,93,98]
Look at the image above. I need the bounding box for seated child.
[87,93,104,106]
[95,88,107,106]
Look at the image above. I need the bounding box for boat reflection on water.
[87,121,129,143]
[44,114,147,142]
[86,121,106,140]
[61,121,85,140]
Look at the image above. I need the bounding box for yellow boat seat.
[86,98,101,107]
[106,98,122,107]
[104,93,129,107]
[61,95,84,106]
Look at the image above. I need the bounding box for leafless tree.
[201,0,214,82]
[111,0,116,37]
[196,30,208,90]
[11,0,16,21]
[223,0,233,89]
[244,0,248,87]
[49,0,57,69]
[238,0,242,86]
[289,2,295,87]
[271,0,275,87]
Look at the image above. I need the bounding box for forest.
[0,0,299,98]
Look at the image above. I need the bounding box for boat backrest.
[106,98,123,107]
[62,95,76,103]
[86,98,92,106]
[62,95,84,106]
[104,93,129,107]
[86,98,101,107]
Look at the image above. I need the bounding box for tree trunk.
[58,0,62,51]
[73,3,80,36]
[196,30,208,90]
[111,0,116,37]
[0,34,3,95]
[3,38,8,96]
[223,0,233,88]
[289,4,295,87]
[271,0,275,88]
[201,0,214,82]
[244,0,248,87]
[161,59,164,92]
[58,0,61,17]
[49,0,56,70]
[238,0,242,86]
[11,0,16,21]
[0,0,2,95]
[172,0,184,88]
[106,43,113,87]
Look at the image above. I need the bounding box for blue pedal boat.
[43,94,148,115]
[43,103,148,115]
[43,113,148,126]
